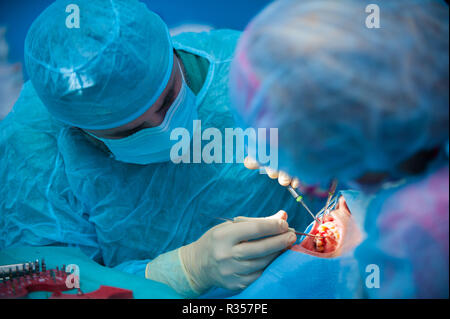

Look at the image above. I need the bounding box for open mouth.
[291,196,357,258]
[302,214,343,254]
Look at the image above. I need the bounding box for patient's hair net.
[25,0,173,130]
[230,0,449,185]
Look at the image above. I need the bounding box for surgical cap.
[25,0,173,130]
[230,0,449,185]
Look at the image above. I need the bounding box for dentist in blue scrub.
[0,0,316,298]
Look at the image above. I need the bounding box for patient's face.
[291,196,362,258]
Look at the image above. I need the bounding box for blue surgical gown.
[0,30,315,275]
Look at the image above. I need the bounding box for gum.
[291,214,344,258]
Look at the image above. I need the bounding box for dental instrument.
[286,185,322,224]
[213,216,324,239]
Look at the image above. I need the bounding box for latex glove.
[244,156,331,198]
[244,156,299,188]
[146,211,296,297]
[180,210,296,294]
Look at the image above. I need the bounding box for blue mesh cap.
[230,0,449,185]
[25,0,173,130]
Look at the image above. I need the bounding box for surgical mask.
[92,62,197,165]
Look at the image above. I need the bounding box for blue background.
[0,0,273,71]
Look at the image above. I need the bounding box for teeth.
[313,221,340,252]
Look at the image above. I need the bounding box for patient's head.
[230,0,449,188]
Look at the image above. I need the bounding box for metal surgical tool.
[315,179,339,221]
[213,216,324,238]
[287,185,322,224]
[324,180,338,214]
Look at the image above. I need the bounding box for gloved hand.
[145,211,296,297]
[244,156,331,198]
[244,156,299,188]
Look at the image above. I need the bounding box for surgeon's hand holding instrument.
[145,212,296,297]
[215,216,324,239]
[243,156,321,224]
[244,156,299,188]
